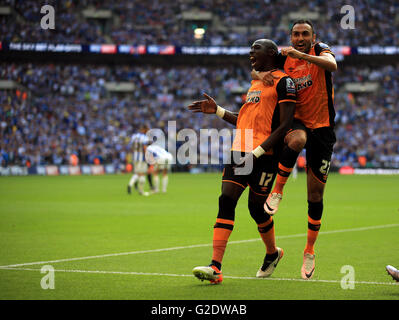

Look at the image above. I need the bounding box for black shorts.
[290,119,336,183]
[222,151,278,196]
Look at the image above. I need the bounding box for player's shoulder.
[315,42,331,49]
[272,69,292,82]
[272,71,296,97]
[272,69,288,77]
[314,42,334,56]
[273,70,295,86]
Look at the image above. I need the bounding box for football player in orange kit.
[254,19,337,280]
[188,39,296,284]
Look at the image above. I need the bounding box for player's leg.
[127,163,138,194]
[270,130,305,193]
[193,153,247,284]
[248,155,283,277]
[305,170,325,254]
[147,166,155,192]
[249,190,276,254]
[152,172,159,193]
[301,168,325,279]
[152,164,160,193]
[127,174,137,194]
[301,127,336,279]
[161,168,168,193]
[265,122,307,215]
[248,189,283,277]
[212,181,245,269]
[155,158,169,193]
[137,173,146,194]
[162,156,172,193]
[193,181,245,284]
[137,162,149,196]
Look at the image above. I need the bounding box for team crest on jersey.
[286,78,296,94]
[246,90,261,103]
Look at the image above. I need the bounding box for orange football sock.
[272,163,293,195]
[212,218,234,265]
[257,217,276,254]
[304,217,321,255]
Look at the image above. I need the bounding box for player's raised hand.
[281,46,304,60]
[187,93,218,114]
[251,69,280,86]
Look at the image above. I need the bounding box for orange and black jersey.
[231,69,296,153]
[277,42,335,129]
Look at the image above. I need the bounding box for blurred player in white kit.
[146,144,173,193]
[128,125,150,196]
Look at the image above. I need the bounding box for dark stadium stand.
[0,0,398,45]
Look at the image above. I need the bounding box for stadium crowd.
[0,63,246,169]
[1,0,398,46]
[1,62,398,170]
[333,64,399,168]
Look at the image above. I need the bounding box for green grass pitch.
[0,172,398,300]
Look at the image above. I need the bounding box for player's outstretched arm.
[187,93,238,126]
[281,47,337,72]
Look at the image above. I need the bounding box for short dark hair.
[291,19,315,35]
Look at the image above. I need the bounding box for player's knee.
[307,180,324,203]
[217,194,237,221]
[308,200,323,221]
[308,191,323,203]
[286,131,306,152]
[248,200,271,225]
[307,170,326,202]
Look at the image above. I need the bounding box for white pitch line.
[0,223,398,269]
[1,267,398,287]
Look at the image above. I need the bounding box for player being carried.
[253,19,338,279]
[188,39,296,284]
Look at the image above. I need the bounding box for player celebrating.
[127,125,151,196]
[145,144,173,193]
[188,39,296,284]
[253,19,337,280]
